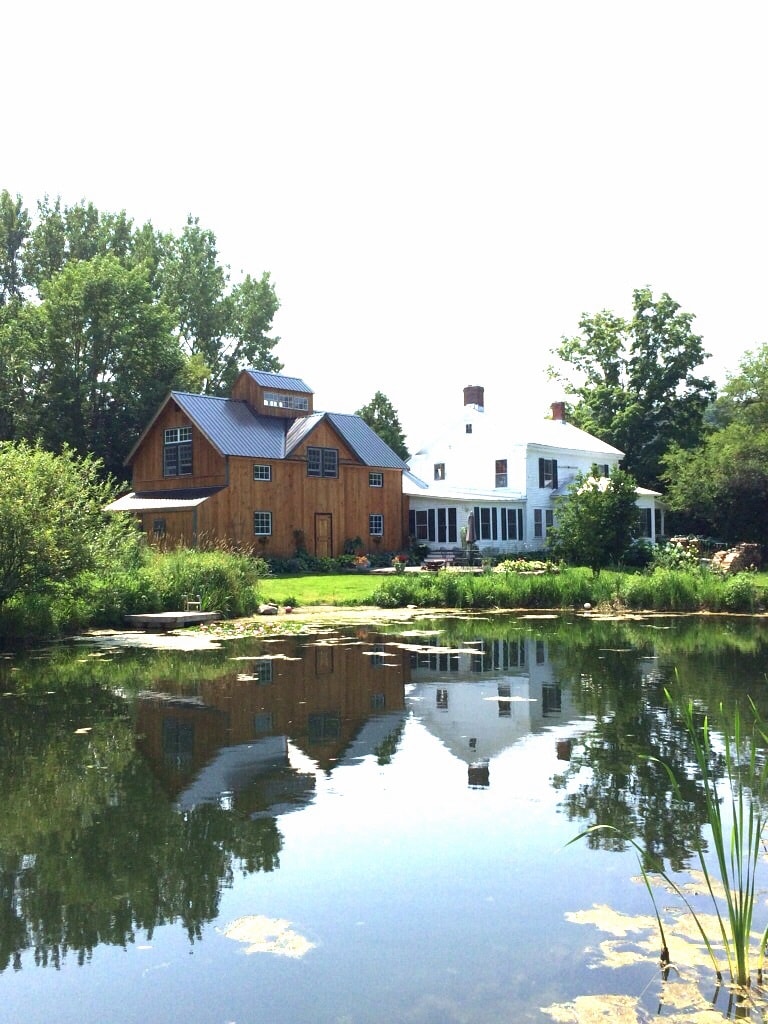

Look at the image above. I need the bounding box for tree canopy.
[662,345,768,545]
[0,192,281,478]
[547,466,640,573]
[549,288,715,490]
[355,391,409,460]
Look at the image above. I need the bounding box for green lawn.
[259,573,386,606]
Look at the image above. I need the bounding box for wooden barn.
[107,370,409,558]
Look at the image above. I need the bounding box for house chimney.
[551,401,566,422]
[464,385,484,411]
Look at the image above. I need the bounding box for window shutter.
[538,458,545,488]
[552,460,558,489]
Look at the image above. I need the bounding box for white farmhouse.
[405,386,665,556]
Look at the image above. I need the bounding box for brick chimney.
[463,385,485,411]
[551,401,566,422]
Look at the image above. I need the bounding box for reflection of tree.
[549,642,724,870]
[0,689,282,973]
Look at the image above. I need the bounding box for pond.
[3,612,768,1024]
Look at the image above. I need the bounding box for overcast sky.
[7,1,767,448]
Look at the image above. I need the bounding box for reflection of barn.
[136,632,410,814]
[404,635,581,787]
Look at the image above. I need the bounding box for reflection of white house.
[405,386,665,555]
[405,636,581,786]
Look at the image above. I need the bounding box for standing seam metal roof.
[244,370,314,393]
[167,395,407,468]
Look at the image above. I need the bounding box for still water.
[2,613,768,1024]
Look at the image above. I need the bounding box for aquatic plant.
[571,692,768,990]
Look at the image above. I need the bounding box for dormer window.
[434,463,445,481]
[495,459,507,487]
[465,423,472,434]
[263,390,309,411]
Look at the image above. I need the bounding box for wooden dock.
[124,611,221,631]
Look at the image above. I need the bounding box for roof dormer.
[232,369,314,418]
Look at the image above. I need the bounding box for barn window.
[307,447,338,478]
[163,427,192,477]
[253,511,272,536]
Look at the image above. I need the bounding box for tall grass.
[371,566,762,613]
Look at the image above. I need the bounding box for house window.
[152,518,166,539]
[538,457,558,489]
[640,508,652,537]
[371,693,386,710]
[253,464,272,481]
[163,426,192,477]
[434,463,445,481]
[369,514,383,537]
[465,423,472,434]
[474,505,498,541]
[369,472,383,487]
[501,508,523,541]
[534,508,554,539]
[599,464,610,477]
[408,508,456,543]
[253,511,272,536]
[495,459,507,487]
[307,446,338,478]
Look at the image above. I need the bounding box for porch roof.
[106,487,224,513]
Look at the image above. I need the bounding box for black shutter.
[538,458,545,487]
[428,509,436,542]
[552,460,558,489]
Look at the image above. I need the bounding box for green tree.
[547,466,640,573]
[0,442,126,605]
[34,254,185,477]
[662,345,768,544]
[355,391,409,460]
[157,216,281,395]
[549,288,715,489]
[0,191,30,304]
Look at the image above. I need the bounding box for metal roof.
[106,487,224,513]
[243,369,314,393]
[324,412,409,469]
[128,391,408,470]
[171,392,287,458]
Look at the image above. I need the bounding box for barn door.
[315,513,333,557]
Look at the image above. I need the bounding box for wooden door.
[315,513,333,557]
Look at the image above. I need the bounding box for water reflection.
[3,615,768,1023]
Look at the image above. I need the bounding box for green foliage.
[355,390,409,460]
[663,345,768,544]
[651,537,701,571]
[550,288,715,489]
[0,192,281,472]
[0,442,128,606]
[547,467,640,574]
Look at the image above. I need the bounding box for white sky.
[7,0,767,450]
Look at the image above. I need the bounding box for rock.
[258,603,279,615]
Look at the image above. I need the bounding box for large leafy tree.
[0,192,282,470]
[157,216,281,395]
[662,345,768,544]
[34,255,185,478]
[549,288,715,490]
[355,391,409,460]
[547,466,640,573]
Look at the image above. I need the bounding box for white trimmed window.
[495,459,507,487]
[369,514,384,537]
[307,446,338,478]
[163,426,192,477]
[253,464,272,481]
[253,511,272,536]
[534,508,554,539]
[369,472,383,487]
